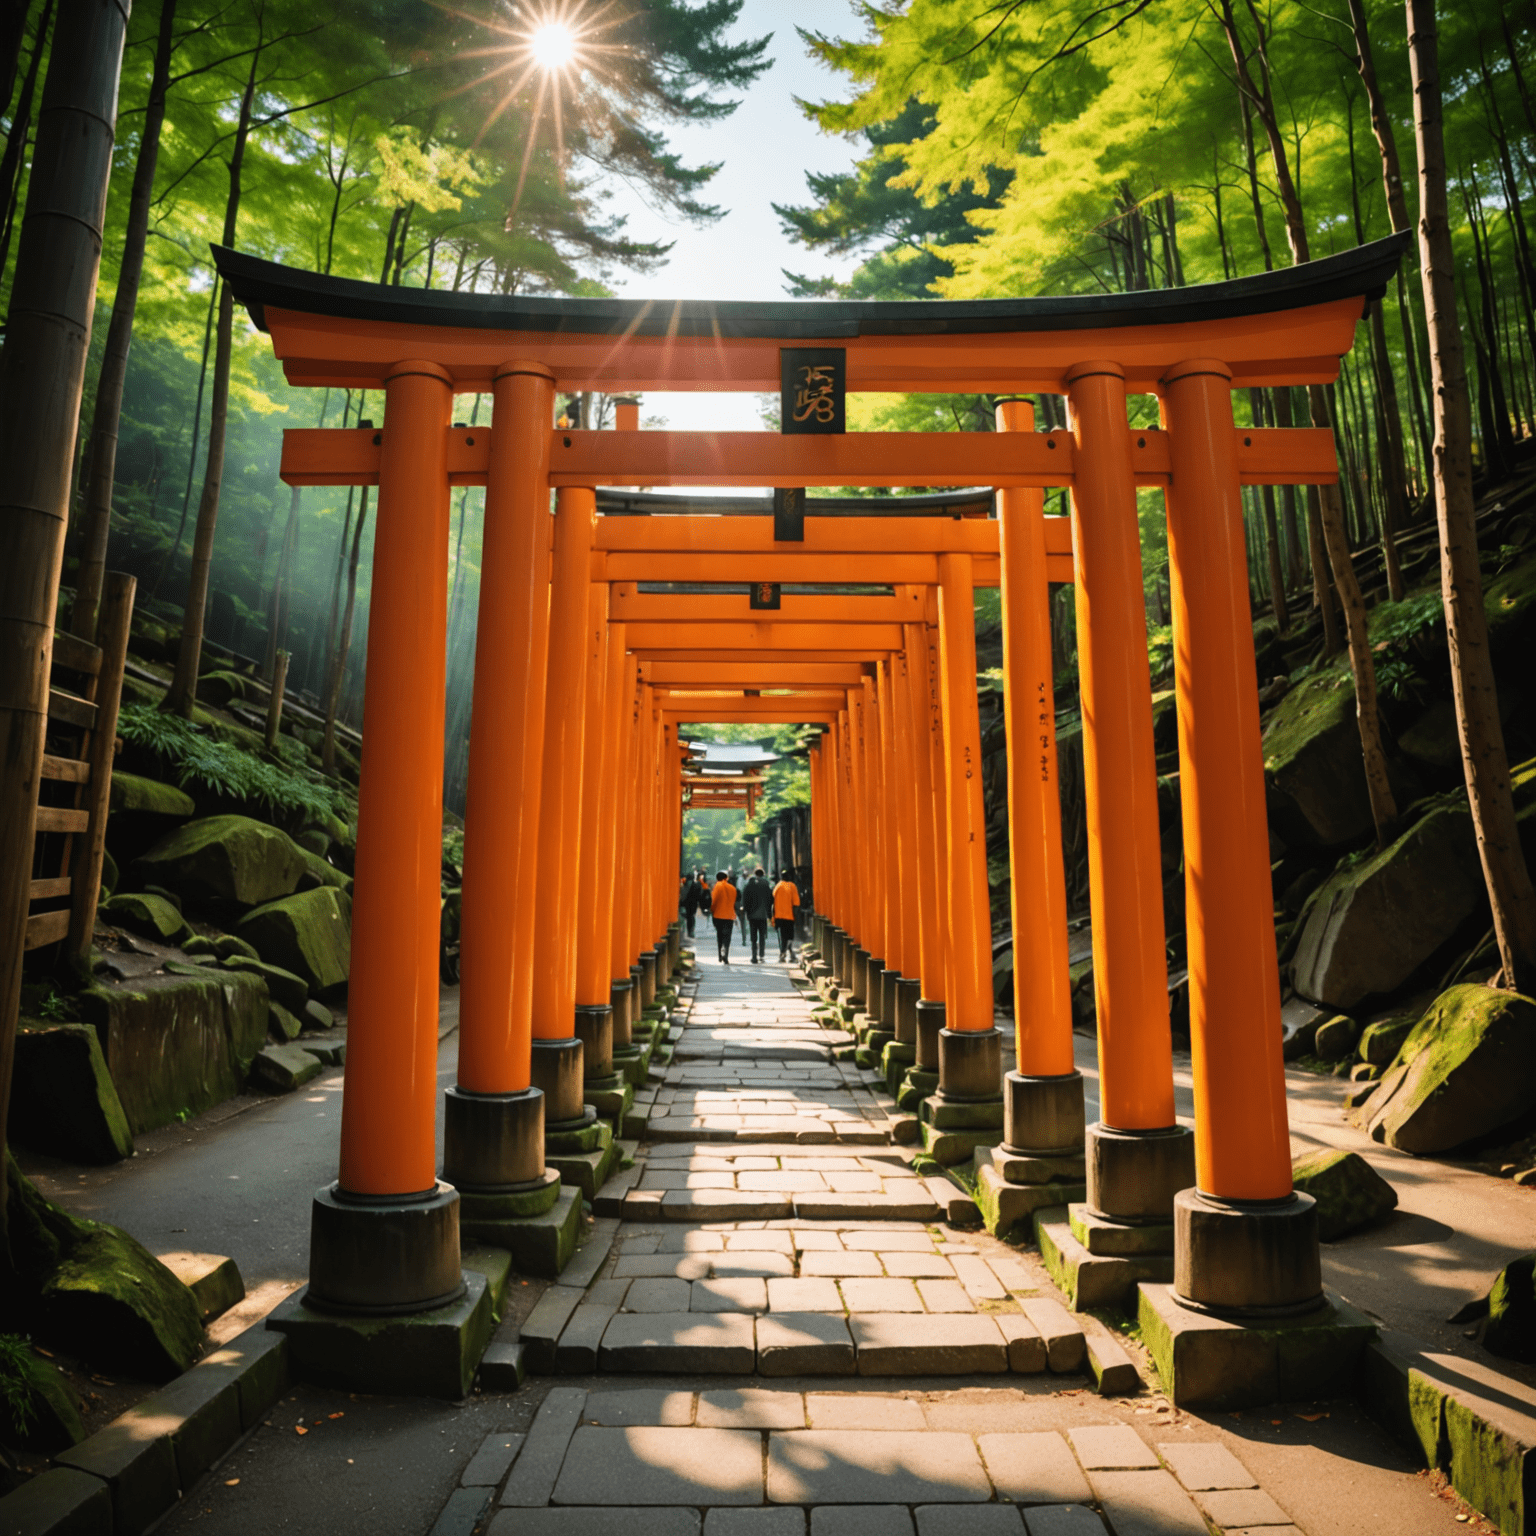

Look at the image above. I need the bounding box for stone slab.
[793,1192,941,1221]
[556,1303,621,1373]
[1068,1204,1174,1257]
[114,1354,242,1490]
[841,1278,923,1312]
[756,1314,856,1377]
[198,1320,292,1430]
[489,1510,701,1536]
[850,1314,1007,1376]
[697,1389,806,1428]
[914,1507,1025,1535]
[465,1187,584,1279]
[599,1313,757,1373]
[1036,1216,1171,1312]
[799,1251,884,1278]
[1086,1470,1208,1536]
[462,1431,526,1486]
[616,1253,712,1280]
[693,1278,769,1313]
[1017,1298,1087,1374]
[265,1274,493,1401]
[1067,1425,1157,1469]
[661,1190,794,1221]
[479,1341,526,1392]
[976,1145,1087,1187]
[583,1389,696,1426]
[808,1509,913,1536]
[766,1431,991,1504]
[560,1219,620,1289]
[553,1426,765,1506]
[522,1285,586,1374]
[0,1468,113,1536]
[431,1487,494,1536]
[1155,1440,1256,1491]
[1196,1488,1295,1526]
[1016,1510,1107,1536]
[805,1394,925,1430]
[976,1168,1088,1238]
[713,1252,796,1278]
[997,1315,1048,1374]
[627,1278,695,1312]
[976,1432,1093,1505]
[1080,1315,1141,1396]
[501,1387,588,1508]
[767,1278,843,1312]
[705,1512,805,1535]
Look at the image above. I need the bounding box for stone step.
[1035,1210,1172,1312]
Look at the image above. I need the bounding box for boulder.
[302,998,334,1033]
[213,933,258,961]
[1313,1014,1361,1062]
[182,934,218,957]
[295,845,350,893]
[196,670,247,707]
[1291,1149,1398,1240]
[237,886,350,996]
[251,1042,323,1093]
[1290,798,1486,1010]
[108,772,195,819]
[1484,1252,1536,1363]
[6,1347,86,1453]
[2,1157,202,1382]
[217,955,309,1013]
[1262,668,1375,848]
[142,883,183,912]
[1350,1063,1381,1082]
[8,1025,134,1164]
[133,814,307,908]
[98,892,192,949]
[1350,984,1536,1154]
[269,1002,303,1041]
[1360,1017,1415,1066]
[1397,698,1462,774]
[295,828,330,856]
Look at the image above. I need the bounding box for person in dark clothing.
[680,870,704,936]
[741,866,773,963]
[710,871,738,963]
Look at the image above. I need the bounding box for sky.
[594,0,868,439]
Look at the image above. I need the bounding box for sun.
[530,21,577,71]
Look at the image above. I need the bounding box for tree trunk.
[263,484,301,680]
[163,46,258,718]
[0,0,128,1231]
[70,0,177,640]
[1250,389,1289,631]
[322,485,369,775]
[0,0,54,296]
[1407,0,1536,991]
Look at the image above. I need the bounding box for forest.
[1,0,1533,960]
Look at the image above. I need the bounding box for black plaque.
[780,348,846,434]
[773,486,805,541]
[749,582,782,610]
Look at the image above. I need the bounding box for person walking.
[772,869,801,961]
[680,870,704,937]
[710,870,738,964]
[741,866,772,963]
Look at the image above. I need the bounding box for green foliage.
[1368,589,1446,648]
[0,1336,42,1438]
[1375,654,1426,703]
[117,704,348,823]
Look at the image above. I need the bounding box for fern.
[0,1336,42,1438]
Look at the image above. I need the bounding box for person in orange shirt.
[710,869,738,965]
[771,870,801,962]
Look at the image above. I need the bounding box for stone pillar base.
[442,1085,546,1193]
[638,951,657,1008]
[879,967,900,1029]
[531,1037,586,1125]
[1086,1122,1195,1225]
[1001,1070,1086,1160]
[574,1004,614,1079]
[937,1026,1003,1101]
[849,946,869,1010]
[914,998,945,1071]
[1173,1188,1325,1319]
[307,1181,464,1315]
[609,977,634,1049]
[894,978,920,1046]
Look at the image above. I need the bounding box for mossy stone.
[1360,1017,1414,1065]
[269,1002,303,1041]
[9,1025,134,1164]
[295,845,349,892]
[1313,1014,1361,1062]
[197,670,247,707]
[135,814,307,907]
[302,998,334,1032]
[237,886,350,996]
[108,772,196,819]
[295,828,330,856]
[182,934,219,957]
[142,883,183,912]
[1261,666,1375,847]
[14,1352,86,1453]
[1291,1148,1398,1240]
[99,891,192,948]
[100,845,117,899]
[218,954,309,1013]
[213,933,259,960]
[1483,1252,1536,1363]
[251,1042,323,1092]
[1352,984,1536,1154]
[1350,1062,1382,1082]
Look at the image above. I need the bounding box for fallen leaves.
[224,1479,240,1486]
[294,1426,308,1436]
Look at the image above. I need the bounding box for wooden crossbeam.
[625,622,905,651]
[596,551,1016,586]
[612,591,921,625]
[643,662,871,685]
[279,425,1338,491]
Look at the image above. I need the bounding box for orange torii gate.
[214,236,1405,1375]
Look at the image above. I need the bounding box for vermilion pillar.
[996,399,1084,1158]
[862,674,889,1026]
[529,488,598,1132]
[890,648,924,1049]
[445,362,555,1205]
[605,645,640,1060]
[1162,358,1320,1315]
[313,359,462,1313]
[1066,360,1194,1225]
[914,620,949,1079]
[874,661,902,1032]
[932,553,1004,1117]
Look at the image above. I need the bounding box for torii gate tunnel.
[216,234,1406,1329]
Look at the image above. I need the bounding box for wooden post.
[69,571,135,965]
[264,650,289,753]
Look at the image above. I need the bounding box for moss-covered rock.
[218,955,309,1013]
[1350,984,1536,1154]
[108,772,196,819]
[1483,1251,1536,1363]
[1313,1014,1361,1062]
[76,969,270,1135]
[100,845,117,899]
[196,670,247,707]
[213,933,258,960]
[9,1024,134,1164]
[1360,1017,1415,1066]
[238,886,350,996]
[1290,798,1485,1010]
[182,934,218,957]
[2,1157,202,1382]
[295,828,330,856]
[1291,1148,1398,1240]
[1397,698,1462,774]
[295,845,350,893]
[269,1002,303,1041]
[1261,667,1375,847]
[133,814,307,907]
[251,1042,323,1092]
[0,1338,85,1453]
[99,891,192,948]
[302,998,334,1032]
